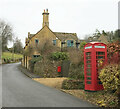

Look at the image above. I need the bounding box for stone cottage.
[22,9,80,69]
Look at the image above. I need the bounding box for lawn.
[2,52,23,59]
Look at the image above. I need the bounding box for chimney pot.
[46,9,48,12]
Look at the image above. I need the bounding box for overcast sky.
[0,0,119,47]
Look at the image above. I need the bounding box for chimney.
[28,32,30,38]
[42,9,49,27]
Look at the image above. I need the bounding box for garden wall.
[34,59,62,78]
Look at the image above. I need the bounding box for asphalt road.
[2,63,96,107]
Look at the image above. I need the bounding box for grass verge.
[2,52,23,59]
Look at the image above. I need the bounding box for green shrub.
[50,52,69,61]
[99,64,120,93]
[3,58,11,63]
[62,79,84,90]
[80,41,87,50]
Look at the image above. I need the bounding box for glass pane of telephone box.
[86,60,91,63]
[96,52,105,55]
[96,56,105,59]
[87,68,91,72]
[86,81,91,84]
[87,64,91,67]
[86,56,91,59]
[87,77,91,80]
[86,52,91,56]
[87,73,91,76]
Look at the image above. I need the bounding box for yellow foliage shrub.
[99,64,120,92]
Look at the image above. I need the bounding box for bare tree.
[0,19,13,51]
[36,38,60,55]
[13,37,23,54]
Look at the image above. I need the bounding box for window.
[87,68,91,72]
[86,81,91,84]
[35,39,39,44]
[33,55,40,58]
[53,40,56,45]
[61,42,65,48]
[86,60,91,63]
[67,40,74,47]
[87,77,91,80]
[87,64,91,67]
[86,56,91,59]
[96,52,105,55]
[86,52,91,56]
[87,72,91,76]
[76,43,80,48]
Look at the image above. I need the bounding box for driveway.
[2,63,96,107]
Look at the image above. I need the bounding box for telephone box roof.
[86,42,106,45]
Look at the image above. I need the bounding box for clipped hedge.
[62,79,84,90]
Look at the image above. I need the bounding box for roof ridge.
[54,32,76,34]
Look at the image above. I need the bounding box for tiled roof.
[53,32,78,41]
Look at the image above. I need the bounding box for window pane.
[35,39,39,44]
[86,81,91,84]
[67,40,74,47]
[96,56,105,59]
[87,64,91,67]
[86,68,91,72]
[86,52,91,56]
[86,60,91,63]
[96,52,105,55]
[86,56,91,59]
[33,55,40,58]
[87,73,91,76]
[87,77,91,80]
[53,40,56,45]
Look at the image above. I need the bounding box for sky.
[0,0,119,47]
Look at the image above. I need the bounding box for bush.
[62,79,84,90]
[67,48,84,65]
[68,63,84,80]
[29,56,43,72]
[30,56,43,64]
[80,41,87,50]
[99,64,120,93]
[50,52,69,61]
[107,41,120,64]
[34,59,61,78]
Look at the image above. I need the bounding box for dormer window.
[67,40,74,47]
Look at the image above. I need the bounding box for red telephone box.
[84,42,107,91]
